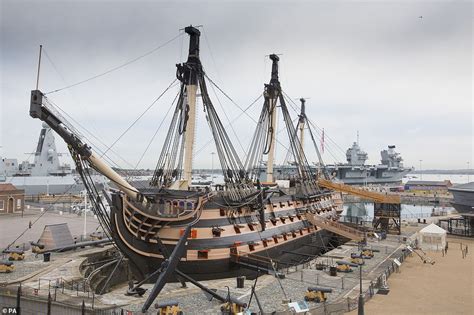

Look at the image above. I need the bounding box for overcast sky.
[1,0,472,171]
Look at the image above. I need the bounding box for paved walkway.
[0,207,101,249]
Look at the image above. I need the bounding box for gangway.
[305,213,365,242]
[317,178,400,204]
[317,178,402,235]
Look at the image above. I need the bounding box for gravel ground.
[0,214,419,314]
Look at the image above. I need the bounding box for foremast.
[151,25,256,204]
[265,54,280,183]
[180,26,200,188]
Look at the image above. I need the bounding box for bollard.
[47,292,52,315]
[341,277,344,289]
[300,270,303,282]
[16,285,21,315]
[317,274,319,285]
[236,276,245,288]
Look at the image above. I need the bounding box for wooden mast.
[176,26,201,189]
[266,54,280,183]
[298,98,306,162]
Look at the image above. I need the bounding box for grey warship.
[258,142,412,185]
[0,123,94,195]
[325,143,412,185]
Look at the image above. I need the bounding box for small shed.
[417,223,447,251]
[0,183,25,214]
[37,223,74,250]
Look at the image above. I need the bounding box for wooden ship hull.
[110,189,343,281]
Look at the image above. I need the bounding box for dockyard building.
[0,183,25,214]
[404,180,453,191]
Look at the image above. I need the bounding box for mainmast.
[181,26,201,187]
[265,54,280,183]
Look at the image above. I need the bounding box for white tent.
[417,223,447,251]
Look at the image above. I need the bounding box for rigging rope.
[194,93,263,156]
[133,91,180,170]
[281,92,345,163]
[204,74,291,154]
[101,78,178,157]
[44,32,183,95]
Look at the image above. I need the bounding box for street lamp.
[419,160,423,181]
[358,256,364,315]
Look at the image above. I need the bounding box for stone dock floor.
[1,227,419,314]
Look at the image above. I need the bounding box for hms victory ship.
[28,26,363,310]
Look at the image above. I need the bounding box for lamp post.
[419,160,423,181]
[358,258,364,315]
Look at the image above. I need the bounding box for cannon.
[220,301,245,314]
[155,301,182,315]
[336,260,359,267]
[3,248,25,261]
[361,249,376,258]
[30,242,45,254]
[350,256,365,265]
[335,260,358,273]
[304,286,332,302]
[0,260,15,273]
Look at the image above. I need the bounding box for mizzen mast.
[298,98,306,161]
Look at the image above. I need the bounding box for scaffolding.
[438,214,474,237]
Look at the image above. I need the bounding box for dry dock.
[1,211,472,314]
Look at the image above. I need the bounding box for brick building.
[0,183,25,214]
[404,180,453,191]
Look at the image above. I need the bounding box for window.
[0,200,4,211]
[17,199,22,209]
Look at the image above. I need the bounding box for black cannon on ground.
[304,286,333,302]
[3,248,25,261]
